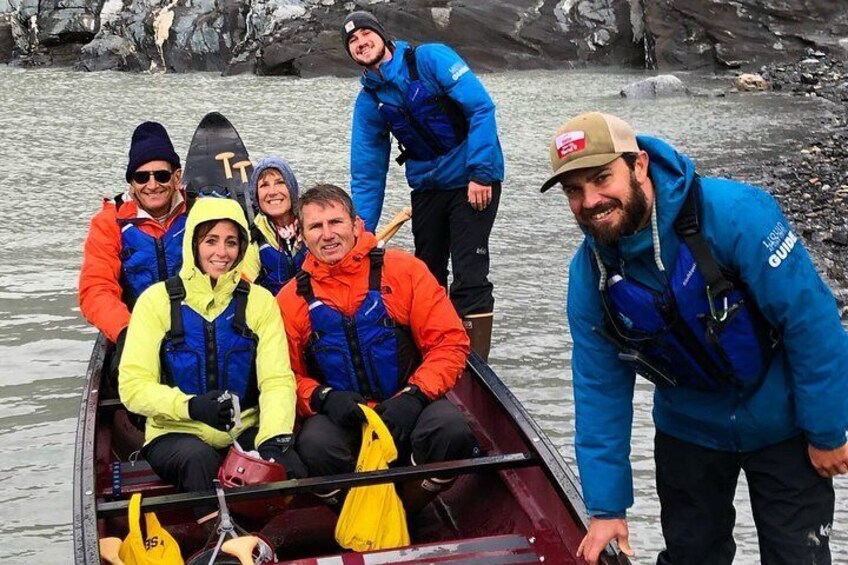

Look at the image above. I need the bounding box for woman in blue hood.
[243,157,307,295]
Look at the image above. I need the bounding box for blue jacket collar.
[361,41,411,90]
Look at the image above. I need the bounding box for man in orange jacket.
[78,122,186,381]
[277,184,478,512]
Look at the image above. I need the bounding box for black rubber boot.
[399,476,455,515]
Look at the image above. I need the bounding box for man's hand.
[576,517,634,565]
[374,386,428,448]
[809,443,848,478]
[312,388,366,429]
[467,181,492,211]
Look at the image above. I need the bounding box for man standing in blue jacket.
[541,112,848,565]
[341,11,504,361]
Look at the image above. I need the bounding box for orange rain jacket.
[277,231,470,417]
[78,194,187,343]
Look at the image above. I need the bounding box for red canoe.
[73,334,630,565]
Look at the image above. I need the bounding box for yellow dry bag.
[119,493,184,565]
[335,405,410,552]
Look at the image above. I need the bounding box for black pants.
[144,428,258,493]
[655,431,834,565]
[295,398,478,480]
[411,183,500,317]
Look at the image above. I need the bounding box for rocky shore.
[744,54,848,316]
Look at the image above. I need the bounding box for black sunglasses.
[131,169,173,184]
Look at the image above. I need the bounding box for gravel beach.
[738,53,848,317]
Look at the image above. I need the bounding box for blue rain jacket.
[567,135,848,517]
[350,41,504,232]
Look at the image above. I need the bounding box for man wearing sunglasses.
[79,121,185,383]
[542,112,848,565]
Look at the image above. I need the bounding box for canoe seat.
[101,459,175,499]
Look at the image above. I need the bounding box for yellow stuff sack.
[120,493,184,565]
[335,405,410,552]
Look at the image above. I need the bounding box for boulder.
[620,74,689,98]
[733,73,768,91]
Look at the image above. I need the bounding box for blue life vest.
[251,225,306,296]
[367,47,469,165]
[118,208,186,308]
[296,248,421,401]
[597,182,779,391]
[160,277,259,408]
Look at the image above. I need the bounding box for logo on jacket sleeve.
[449,62,469,81]
[555,131,586,159]
[761,222,798,268]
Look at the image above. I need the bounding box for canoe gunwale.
[73,333,107,565]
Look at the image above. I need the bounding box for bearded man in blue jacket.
[341,11,504,361]
[541,112,848,565]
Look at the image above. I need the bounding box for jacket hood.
[302,222,375,281]
[248,156,300,212]
[591,135,697,268]
[179,198,249,311]
[360,41,410,90]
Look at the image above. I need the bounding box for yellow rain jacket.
[119,198,297,449]
[241,213,275,282]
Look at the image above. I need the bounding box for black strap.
[164,276,186,345]
[250,224,267,246]
[232,280,255,339]
[114,193,125,212]
[673,177,734,298]
[403,46,419,81]
[368,247,385,291]
[295,271,315,301]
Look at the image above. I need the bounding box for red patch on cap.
[555,131,586,160]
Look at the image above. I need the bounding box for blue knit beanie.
[125,121,182,182]
[249,156,300,212]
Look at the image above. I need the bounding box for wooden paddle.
[221,536,260,565]
[375,207,412,244]
[98,537,125,565]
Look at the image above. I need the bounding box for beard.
[578,172,650,247]
[355,44,387,68]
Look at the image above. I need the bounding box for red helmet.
[218,446,287,489]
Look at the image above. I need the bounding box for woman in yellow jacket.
[119,197,305,493]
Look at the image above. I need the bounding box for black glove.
[188,390,234,431]
[109,328,128,384]
[311,387,366,428]
[258,434,308,479]
[374,386,429,448]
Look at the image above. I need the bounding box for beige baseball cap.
[540,112,639,192]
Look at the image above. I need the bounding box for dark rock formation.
[645,0,848,71]
[7,0,651,75]
[1,0,847,75]
[0,13,13,63]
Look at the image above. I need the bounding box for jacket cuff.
[310,386,333,413]
[806,430,847,451]
[590,511,627,520]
